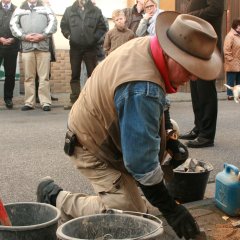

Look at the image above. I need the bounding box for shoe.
[5,99,13,109]
[179,130,198,140]
[43,105,51,111]
[21,105,34,111]
[227,96,234,101]
[186,137,214,148]
[51,95,58,101]
[36,176,63,206]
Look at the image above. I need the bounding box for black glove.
[139,181,200,239]
[166,139,189,168]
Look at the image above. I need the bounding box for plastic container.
[215,163,240,216]
[166,160,213,203]
[0,202,61,240]
[57,211,163,240]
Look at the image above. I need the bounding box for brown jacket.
[103,26,135,56]
[224,28,240,72]
[68,37,166,162]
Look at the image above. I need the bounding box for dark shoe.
[37,176,62,206]
[43,105,51,111]
[228,96,234,101]
[186,137,214,148]
[21,105,34,111]
[51,95,58,101]
[179,130,198,140]
[5,99,13,109]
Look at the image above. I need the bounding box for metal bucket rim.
[173,160,213,174]
[0,202,61,231]
[57,212,163,240]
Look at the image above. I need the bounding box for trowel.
[0,198,12,226]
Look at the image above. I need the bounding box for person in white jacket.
[10,0,57,111]
[136,0,163,37]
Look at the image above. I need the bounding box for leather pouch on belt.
[64,130,77,156]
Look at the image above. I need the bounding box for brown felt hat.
[156,11,222,80]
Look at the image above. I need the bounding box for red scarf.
[150,36,176,94]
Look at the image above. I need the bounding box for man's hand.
[139,181,200,240]
[166,139,188,168]
[0,37,14,45]
[25,33,46,43]
[164,204,200,239]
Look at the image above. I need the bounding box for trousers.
[69,48,97,103]
[190,79,218,140]
[0,48,18,101]
[56,146,147,223]
[21,51,51,107]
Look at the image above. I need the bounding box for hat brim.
[156,11,222,80]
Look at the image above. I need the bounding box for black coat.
[60,0,107,50]
[0,2,19,49]
[187,0,224,50]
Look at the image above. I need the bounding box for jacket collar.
[72,0,94,12]
[0,1,16,11]
[132,4,144,15]
[20,0,42,10]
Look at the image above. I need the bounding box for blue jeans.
[226,72,240,96]
[114,81,166,185]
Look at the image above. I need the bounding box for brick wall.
[50,50,71,93]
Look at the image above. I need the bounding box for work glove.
[166,138,189,169]
[139,181,200,239]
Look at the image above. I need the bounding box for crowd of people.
[0,0,239,239]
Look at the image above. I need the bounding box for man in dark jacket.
[0,0,19,109]
[179,0,224,148]
[61,0,107,109]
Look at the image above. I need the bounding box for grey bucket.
[57,211,163,240]
[0,202,61,240]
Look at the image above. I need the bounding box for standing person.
[223,18,240,100]
[179,0,224,148]
[10,0,57,111]
[37,12,223,239]
[123,0,144,34]
[136,0,163,37]
[103,9,134,56]
[61,0,107,110]
[0,0,19,109]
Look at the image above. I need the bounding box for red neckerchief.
[150,36,176,93]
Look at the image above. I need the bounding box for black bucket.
[57,212,163,240]
[0,202,60,240]
[166,160,213,203]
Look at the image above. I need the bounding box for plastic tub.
[0,202,60,240]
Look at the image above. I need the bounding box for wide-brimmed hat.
[156,11,222,80]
